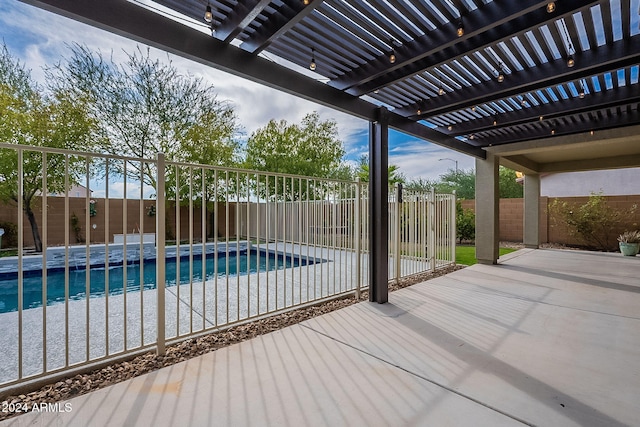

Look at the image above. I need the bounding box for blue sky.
[0,0,475,181]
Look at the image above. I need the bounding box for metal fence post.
[394,184,402,283]
[354,178,361,299]
[156,152,166,355]
[451,191,457,265]
[430,187,436,272]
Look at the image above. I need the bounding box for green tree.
[456,201,475,243]
[0,44,95,252]
[435,168,475,199]
[499,167,523,198]
[432,166,522,199]
[356,155,406,186]
[404,177,437,192]
[244,112,348,200]
[48,44,241,188]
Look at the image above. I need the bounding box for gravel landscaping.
[0,264,464,422]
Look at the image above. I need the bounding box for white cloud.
[91,181,155,200]
[388,139,475,181]
[1,1,470,183]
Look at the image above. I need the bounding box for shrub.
[0,221,18,249]
[70,213,85,243]
[549,193,637,251]
[456,201,475,243]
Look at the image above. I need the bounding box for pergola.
[23,0,640,303]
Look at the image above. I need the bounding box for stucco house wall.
[540,168,640,197]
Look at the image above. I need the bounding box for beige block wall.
[460,195,640,245]
[0,197,237,248]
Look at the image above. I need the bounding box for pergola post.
[369,107,389,304]
[475,152,499,264]
[524,173,541,249]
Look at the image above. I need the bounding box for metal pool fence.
[0,143,455,392]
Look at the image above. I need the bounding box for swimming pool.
[0,249,314,313]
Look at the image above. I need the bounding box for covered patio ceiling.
[23,0,640,170]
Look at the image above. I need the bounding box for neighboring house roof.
[46,184,93,198]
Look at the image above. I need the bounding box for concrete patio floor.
[2,248,639,426]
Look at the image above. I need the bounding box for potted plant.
[617,230,640,256]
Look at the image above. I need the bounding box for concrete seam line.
[300,323,535,427]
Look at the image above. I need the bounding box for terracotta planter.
[619,242,640,256]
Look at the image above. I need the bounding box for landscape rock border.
[0,265,464,422]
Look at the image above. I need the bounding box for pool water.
[0,249,309,313]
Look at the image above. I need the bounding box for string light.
[457,20,464,37]
[562,19,576,68]
[497,63,505,83]
[309,48,316,71]
[204,2,213,23]
[546,2,556,13]
[389,39,396,63]
[578,80,585,98]
[567,55,575,67]
[493,116,498,126]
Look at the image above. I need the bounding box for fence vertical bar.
[202,169,207,331]
[189,167,194,333]
[156,153,166,355]
[394,184,402,283]
[430,187,436,273]
[122,162,128,351]
[247,173,251,318]
[354,178,361,299]
[235,172,240,318]
[85,157,91,361]
[451,191,457,265]
[139,160,145,346]
[41,153,48,372]
[64,155,70,367]
[175,166,181,337]
[213,170,218,326]
[104,160,110,355]
[17,149,23,379]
